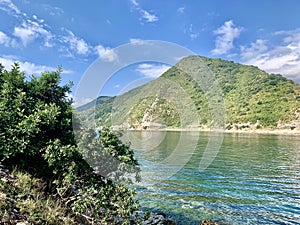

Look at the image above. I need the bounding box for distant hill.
[77,56,300,131]
[76,96,113,112]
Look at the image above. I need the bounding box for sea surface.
[122,131,300,225]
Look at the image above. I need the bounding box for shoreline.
[224,128,300,135]
[121,127,300,136]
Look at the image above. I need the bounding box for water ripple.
[135,132,300,225]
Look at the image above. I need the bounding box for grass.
[0,167,76,224]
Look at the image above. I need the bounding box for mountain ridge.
[77,55,300,131]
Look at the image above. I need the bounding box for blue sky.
[1,0,300,105]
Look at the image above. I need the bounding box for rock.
[200,219,229,225]
[143,213,165,225]
[13,208,19,213]
[143,212,176,225]
[200,220,212,225]
[1,177,8,182]
[0,192,6,199]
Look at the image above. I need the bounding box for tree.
[0,63,141,224]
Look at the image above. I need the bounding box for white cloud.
[76,40,89,55]
[60,30,116,60]
[0,56,73,75]
[95,45,118,62]
[211,20,243,55]
[13,19,53,47]
[177,6,185,13]
[130,0,158,23]
[240,29,300,82]
[0,31,11,46]
[43,4,64,17]
[32,14,44,23]
[136,63,171,78]
[130,0,139,7]
[187,24,198,40]
[0,0,21,15]
[0,0,106,61]
[62,30,90,56]
[240,39,268,59]
[0,1,53,48]
[141,10,158,23]
[129,38,147,45]
[245,51,300,80]
[13,26,36,46]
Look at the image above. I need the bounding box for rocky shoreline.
[142,213,228,225]
[142,212,176,225]
[125,127,300,136]
[142,212,227,225]
[0,164,228,225]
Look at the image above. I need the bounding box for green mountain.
[76,96,113,112]
[78,56,300,130]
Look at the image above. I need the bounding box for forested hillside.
[80,56,300,130]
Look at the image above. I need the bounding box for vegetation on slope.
[87,56,300,129]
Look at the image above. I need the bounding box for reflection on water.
[124,131,300,225]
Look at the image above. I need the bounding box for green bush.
[0,63,141,224]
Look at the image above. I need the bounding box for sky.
[1,0,300,106]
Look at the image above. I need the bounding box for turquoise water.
[126,131,300,225]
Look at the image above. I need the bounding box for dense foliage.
[0,63,141,224]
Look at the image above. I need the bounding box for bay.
[122,131,300,225]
